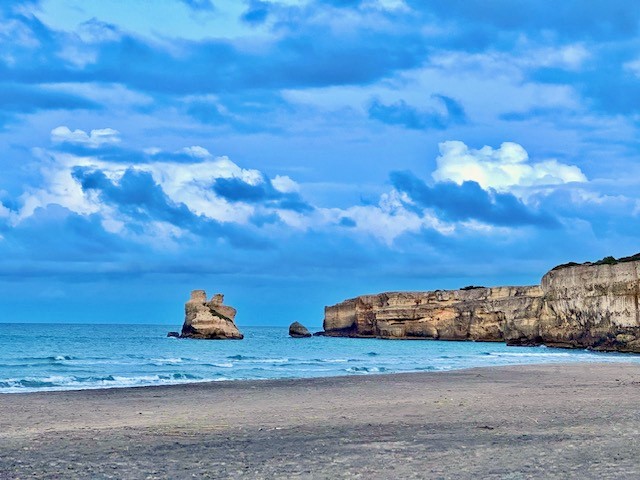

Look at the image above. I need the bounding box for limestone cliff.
[323,260,640,353]
[180,290,244,340]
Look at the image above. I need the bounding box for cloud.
[410,0,640,43]
[72,167,197,228]
[432,141,587,191]
[271,175,299,193]
[0,4,428,97]
[70,166,270,248]
[5,204,130,261]
[212,176,313,213]
[0,84,100,126]
[51,126,121,147]
[339,216,357,227]
[180,0,215,11]
[180,145,211,159]
[76,18,121,43]
[241,0,271,25]
[391,171,559,228]
[368,94,466,130]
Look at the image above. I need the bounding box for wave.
[150,357,185,365]
[226,355,290,364]
[9,355,77,363]
[345,366,387,373]
[227,354,255,360]
[487,351,572,358]
[0,372,213,393]
[49,355,75,361]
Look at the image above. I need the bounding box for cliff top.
[551,252,640,271]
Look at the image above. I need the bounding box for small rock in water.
[167,331,180,338]
[289,321,312,338]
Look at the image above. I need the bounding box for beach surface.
[2,362,640,479]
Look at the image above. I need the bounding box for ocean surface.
[1,323,639,393]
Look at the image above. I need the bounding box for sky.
[1,0,640,327]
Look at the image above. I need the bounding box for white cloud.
[76,18,121,44]
[17,150,102,221]
[24,130,586,248]
[0,202,10,219]
[432,140,587,190]
[526,44,590,71]
[362,0,410,12]
[18,146,269,231]
[57,45,97,68]
[181,145,211,159]
[51,126,121,148]
[272,175,300,193]
[624,58,640,77]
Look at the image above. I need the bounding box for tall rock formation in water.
[322,260,640,353]
[180,290,244,340]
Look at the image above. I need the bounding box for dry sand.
[2,362,640,479]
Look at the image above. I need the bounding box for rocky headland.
[180,290,243,340]
[322,256,640,353]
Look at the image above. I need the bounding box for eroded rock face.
[324,287,542,341]
[323,261,640,352]
[180,290,243,340]
[507,262,640,352]
[289,322,312,338]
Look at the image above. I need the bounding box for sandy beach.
[2,362,640,479]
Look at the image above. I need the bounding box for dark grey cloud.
[185,91,290,132]
[339,217,356,227]
[391,171,559,228]
[180,0,215,11]
[408,0,640,42]
[71,167,271,248]
[368,95,466,130]
[6,204,130,261]
[0,83,100,126]
[212,176,313,213]
[0,4,427,96]
[241,0,271,25]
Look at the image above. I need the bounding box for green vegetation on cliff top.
[552,253,640,271]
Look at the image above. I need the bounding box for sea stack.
[289,321,312,338]
[180,290,244,340]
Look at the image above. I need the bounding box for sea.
[1,323,639,394]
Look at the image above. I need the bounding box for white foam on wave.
[150,357,185,365]
[345,366,386,374]
[0,372,222,394]
[53,355,72,361]
[249,358,290,364]
[489,351,572,358]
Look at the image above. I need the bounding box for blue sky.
[1,0,639,327]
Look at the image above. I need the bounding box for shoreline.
[3,348,640,395]
[3,362,640,478]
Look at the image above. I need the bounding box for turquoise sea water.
[1,323,639,393]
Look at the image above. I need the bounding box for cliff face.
[509,262,640,352]
[323,261,640,352]
[180,290,244,340]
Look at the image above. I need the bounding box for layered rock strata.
[323,261,640,353]
[180,290,244,340]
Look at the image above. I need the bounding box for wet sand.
[2,362,640,479]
